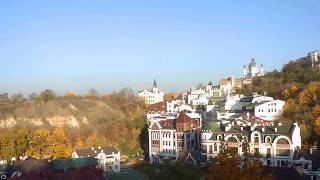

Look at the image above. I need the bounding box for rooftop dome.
[248,58,257,67]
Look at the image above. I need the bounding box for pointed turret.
[243,65,247,77]
[260,64,264,75]
[153,78,157,88]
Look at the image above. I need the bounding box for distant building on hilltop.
[308,50,320,70]
[243,58,264,78]
[138,79,164,105]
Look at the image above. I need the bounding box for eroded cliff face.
[0,98,125,128]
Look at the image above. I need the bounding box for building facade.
[201,122,301,167]
[138,79,164,105]
[72,146,121,172]
[243,58,264,78]
[308,50,320,70]
[148,112,201,163]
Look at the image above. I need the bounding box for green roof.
[203,121,221,132]
[106,169,142,180]
[52,157,98,170]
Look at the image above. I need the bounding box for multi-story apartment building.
[148,112,201,163]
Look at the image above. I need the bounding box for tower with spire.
[243,57,264,78]
[152,78,159,93]
[138,78,164,105]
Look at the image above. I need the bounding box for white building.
[243,58,264,79]
[187,89,206,105]
[191,94,209,107]
[201,122,302,168]
[308,50,320,70]
[72,146,121,172]
[138,79,164,105]
[225,94,245,111]
[254,100,285,121]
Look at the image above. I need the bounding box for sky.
[0,0,319,96]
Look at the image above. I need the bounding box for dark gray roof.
[52,157,98,171]
[296,149,320,170]
[240,96,253,102]
[255,125,292,136]
[74,146,118,157]
[204,123,293,137]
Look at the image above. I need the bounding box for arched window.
[265,136,272,143]
[227,137,238,143]
[254,134,259,144]
[276,138,290,156]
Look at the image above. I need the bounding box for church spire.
[153,78,157,88]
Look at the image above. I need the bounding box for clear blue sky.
[0,0,319,96]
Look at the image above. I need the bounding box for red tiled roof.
[159,120,175,129]
[147,102,167,112]
[176,112,192,123]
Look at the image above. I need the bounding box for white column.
[148,129,152,163]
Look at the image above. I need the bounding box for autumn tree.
[207,149,269,180]
[40,89,56,102]
[87,88,99,97]
[164,92,176,101]
[0,130,16,160]
[27,128,53,159]
[14,128,31,157]
[51,128,72,159]
[64,91,77,97]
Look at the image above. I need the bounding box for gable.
[151,123,160,130]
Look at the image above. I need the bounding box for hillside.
[0,97,126,128]
[242,60,320,146]
[0,88,146,159]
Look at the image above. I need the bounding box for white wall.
[254,100,285,121]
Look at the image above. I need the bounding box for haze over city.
[0,0,319,95]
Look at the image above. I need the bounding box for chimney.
[274,127,277,133]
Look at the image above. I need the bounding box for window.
[254,137,259,143]
[169,141,170,146]
[254,148,259,154]
[173,141,175,146]
[266,136,272,143]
